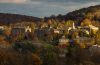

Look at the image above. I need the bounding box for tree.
[85,13,94,20]
[17,32,25,41]
[25,53,42,65]
[13,40,37,53]
[65,20,74,27]
[81,19,92,26]
[30,22,36,33]
[71,31,79,39]
[0,35,4,41]
[4,26,11,36]
[0,49,42,65]
[40,44,58,65]
[95,31,100,45]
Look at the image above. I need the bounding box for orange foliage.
[0,35,4,41]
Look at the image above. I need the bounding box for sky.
[0,0,100,17]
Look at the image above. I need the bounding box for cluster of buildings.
[0,20,99,49]
[0,22,34,35]
[0,22,37,48]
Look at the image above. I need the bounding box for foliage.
[13,40,37,53]
[40,44,58,65]
[81,19,92,26]
[65,20,74,27]
[0,49,42,65]
[85,13,94,19]
[95,31,100,45]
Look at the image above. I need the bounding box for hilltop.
[0,5,100,25]
[0,13,41,25]
[47,5,100,25]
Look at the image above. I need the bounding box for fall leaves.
[0,49,42,65]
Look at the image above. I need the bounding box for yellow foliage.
[65,20,74,27]
[74,39,80,45]
[80,43,86,48]
[85,13,94,19]
[81,19,92,26]
[71,32,79,39]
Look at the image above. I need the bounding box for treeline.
[0,13,41,25]
[0,48,42,65]
[0,5,100,25]
[45,5,100,25]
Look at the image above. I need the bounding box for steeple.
[72,22,75,29]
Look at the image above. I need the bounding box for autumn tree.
[24,53,42,65]
[17,32,25,41]
[65,20,74,27]
[85,13,94,20]
[13,40,37,53]
[0,49,42,65]
[71,31,79,39]
[81,19,92,26]
[30,22,36,33]
[4,26,11,36]
[95,31,100,45]
[40,44,58,65]
[0,35,4,41]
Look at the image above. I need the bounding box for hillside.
[65,5,100,21]
[0,13,41,25]
[47,5,100,25]
[0,5,100,25]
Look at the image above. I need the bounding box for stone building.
[11,22,35,34]
[59,35,69,46]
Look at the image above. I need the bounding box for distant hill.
[47,5,100,25]
[65,5,100,21]
[0,5,100,25]
[0,13,41,25]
